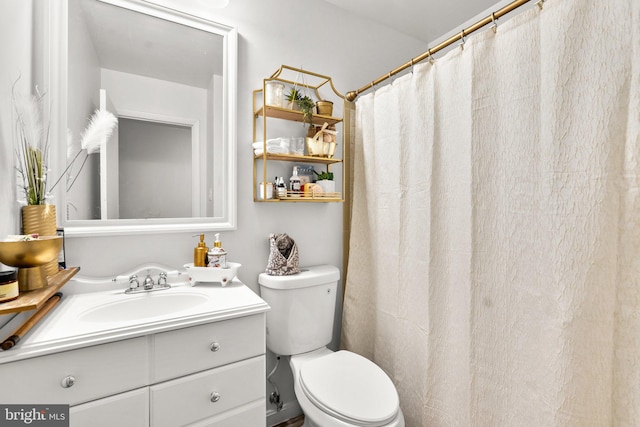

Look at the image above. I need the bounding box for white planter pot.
[316,180,335,193]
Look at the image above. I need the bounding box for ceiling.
[320,0,507,43]
[77,0,224,89]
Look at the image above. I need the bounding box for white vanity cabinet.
[0,313,267,427]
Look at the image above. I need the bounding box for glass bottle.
[289,166,301,193]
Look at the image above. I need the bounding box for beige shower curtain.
[341,0,640,426]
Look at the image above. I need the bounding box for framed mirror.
[48,0,237,236]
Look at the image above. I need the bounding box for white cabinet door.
[70,387,149,427]
[150,355,265,427]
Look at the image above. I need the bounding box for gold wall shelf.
[253,65,345,203]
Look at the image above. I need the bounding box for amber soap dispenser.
[193,234,209,267]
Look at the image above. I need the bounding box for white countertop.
[0,277,269,364]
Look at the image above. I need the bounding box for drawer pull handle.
[210,342,221,352]
[61,376,75,388]
[210,392,221,403]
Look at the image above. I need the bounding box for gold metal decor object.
[21,204,58,276]
[0,236,63,291]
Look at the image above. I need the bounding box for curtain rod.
[346,0,536,101]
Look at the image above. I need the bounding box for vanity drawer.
[186,399,265,427]
[0,337,148,405]
[150,355,265,427]
[152,314,265,382]
[70,387,149,427]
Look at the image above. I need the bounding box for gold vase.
[21,204,59,277]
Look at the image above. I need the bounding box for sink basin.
[79,292,209,323]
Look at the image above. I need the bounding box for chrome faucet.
[125,271,171,294]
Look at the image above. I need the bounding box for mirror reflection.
[61,0,236,233]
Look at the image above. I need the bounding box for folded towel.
[252,138,283,149]
[254,146,286,155]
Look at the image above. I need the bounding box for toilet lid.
[300,351,399,427]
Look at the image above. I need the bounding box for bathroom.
[0,0,425,421]
[1,0,638,426]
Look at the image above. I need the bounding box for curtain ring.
[427,50,434,64]
[459,29,466,50]
[410,58,415,74]
[491,12,498,33]
[537,0,545,10]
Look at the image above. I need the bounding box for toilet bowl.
[290,348,404,427]
[258,265,405,427]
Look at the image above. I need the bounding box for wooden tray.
[0,267,79,315]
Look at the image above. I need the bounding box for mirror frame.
[46,0,237,236]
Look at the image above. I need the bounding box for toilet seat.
[299,350,399,427]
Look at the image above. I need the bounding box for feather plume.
[80,110,118,155]
[13,78,49,204]
[14,94,43,150]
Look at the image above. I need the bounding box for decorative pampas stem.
[49,109,118,193]
[81,109,117,154]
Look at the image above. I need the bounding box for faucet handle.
[158,272,168,285]
[129,274,139,288]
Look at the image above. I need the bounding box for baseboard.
[266,401,303,427]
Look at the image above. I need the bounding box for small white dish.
[183,262,241,286]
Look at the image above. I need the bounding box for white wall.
[0,0,427,424]
[0,1,33,248]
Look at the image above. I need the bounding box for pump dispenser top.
[209,233,227,268]
[194,234,209,267]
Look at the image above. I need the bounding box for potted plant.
[297,95,315,127]
[285,88,301,110]
[285,88,315,127]
[13,81,116,276]
[313,169,335,193]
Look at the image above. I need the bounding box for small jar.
[0,270,19,303]
[258,182,274,200]
[265,82,284,107]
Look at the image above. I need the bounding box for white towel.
[254,146,286,155]
[252,138,282,149]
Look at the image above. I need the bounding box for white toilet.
[259,265,404,427]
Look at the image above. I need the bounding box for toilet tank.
[258,265,340,356]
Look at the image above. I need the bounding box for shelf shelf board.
[254,197,343,203]
[255,190,342,203]
[255,105,342,126]
[254,153,342,165]
[0,267,80,315]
